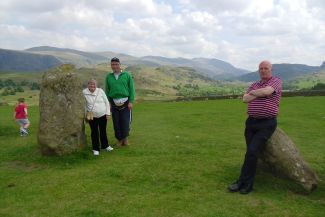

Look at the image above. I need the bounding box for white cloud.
[178,0,248,13]
[0,0,324,70]
[0,0,65,14]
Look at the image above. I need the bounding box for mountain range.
[0,46,247,78]
[24,46,249,79]
[237,63,325,82]
[0,48,61,72]
[0,46,324,82]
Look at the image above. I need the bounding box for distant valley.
[0,46,324,103]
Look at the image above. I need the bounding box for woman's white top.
[83,88,111,118]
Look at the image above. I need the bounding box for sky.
[0,0,324,70]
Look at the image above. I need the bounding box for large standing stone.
[259,128,318,192]
[38,64,86,155]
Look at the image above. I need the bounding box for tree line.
[311,83,325,90]
[0,79,40,96]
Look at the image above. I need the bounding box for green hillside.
[0,65,248,104]
[0,48,61,72]
[26,46,107,68]
[283,71,325,90]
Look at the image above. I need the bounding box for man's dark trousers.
[88,115,109,151]
[239,117,277,186]
[111,102,131,141]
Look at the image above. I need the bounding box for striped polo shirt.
[247,76,282,118]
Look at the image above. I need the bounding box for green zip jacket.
[105,71,135,103]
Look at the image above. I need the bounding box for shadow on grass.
[214,163,324,200]
[6,142,98,170]
[77,210,123,217]
[0,125,18,137]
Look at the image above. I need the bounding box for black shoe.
[228,181,243,192]
[240,183,253,194]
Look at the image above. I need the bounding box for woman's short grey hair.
[87,78,97,85]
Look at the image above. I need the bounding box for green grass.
[0,97,324,217]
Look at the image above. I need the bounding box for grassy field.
[0,97,324,217]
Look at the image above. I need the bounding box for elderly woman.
[83,79,114,156]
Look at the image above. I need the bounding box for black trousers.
[111,102,131,141]
[88,115,109,151]
[239,117,277,185]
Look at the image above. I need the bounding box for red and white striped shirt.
[247,77,282,118]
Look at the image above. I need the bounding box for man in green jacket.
[105,57,135,146]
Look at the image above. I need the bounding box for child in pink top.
[14,98,30,136]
